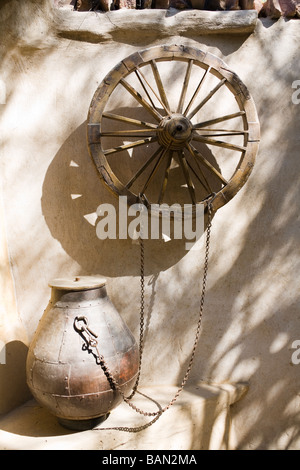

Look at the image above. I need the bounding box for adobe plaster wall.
[0,0,299,449]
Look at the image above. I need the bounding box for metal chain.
[114,233,146,403]
[74,200,213,433]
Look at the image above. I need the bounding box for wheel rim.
[87,45,260,216]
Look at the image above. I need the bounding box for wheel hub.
[157,114,193,150]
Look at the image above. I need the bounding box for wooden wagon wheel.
[87,45,260,217]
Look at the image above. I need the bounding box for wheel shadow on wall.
[41,111,222,278]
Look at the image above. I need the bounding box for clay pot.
[26,276,139,430]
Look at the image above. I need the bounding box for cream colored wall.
[0,184,31,414]
[0,0,299,449]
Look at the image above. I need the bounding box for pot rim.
[49,275,107,291]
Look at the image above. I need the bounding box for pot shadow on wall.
[0,341,31,416]
[41,110,221,278]
[0,340,75,437]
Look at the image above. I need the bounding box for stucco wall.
[0,0,299,449]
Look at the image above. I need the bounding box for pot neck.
[50,285,108,306]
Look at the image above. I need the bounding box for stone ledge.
[0,382,248,450]
[54,9,258,42]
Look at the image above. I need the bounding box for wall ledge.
[54,9,258,43]
[0,382,248,450]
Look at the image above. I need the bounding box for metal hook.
[74,316,98,339]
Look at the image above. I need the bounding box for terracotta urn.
[26,276,139,430]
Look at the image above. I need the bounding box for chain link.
[74,200,213,433]
[126,230,145,401]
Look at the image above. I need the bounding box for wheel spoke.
[158,150,173,204]
[187,78,227,120]
[186,143,228,186]
[193,111,246,129]
[184,66,211,117]
[150,60,171,112]
[185,159,211,194]
[125,145,163,189]
[136,65,171,116]
[177,59,193,114]
[192,134,246,152]
[102,112,158,129]
[194,128,248,137]
[100,128,161,137]
[140,145,170,195]
[177,150,196,205]
[135,69,157,111]
[120,78,163,122]
[103,136,158,156]
[185,151,212,194]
